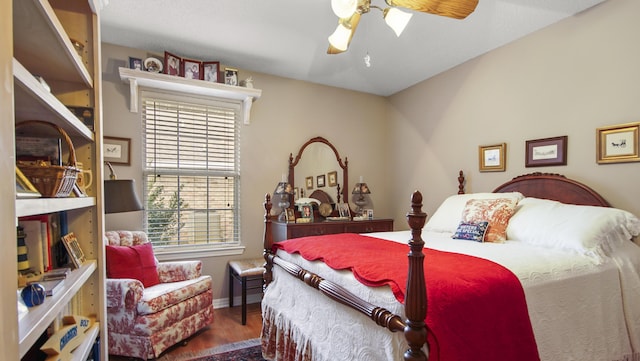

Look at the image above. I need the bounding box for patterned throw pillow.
[452,221,489,242]
[461,198,519,243]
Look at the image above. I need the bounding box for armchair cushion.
[106,243,160,287]
[157,260,202,283]
[137,276,212,315]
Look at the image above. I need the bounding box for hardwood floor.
[109,303,263,360]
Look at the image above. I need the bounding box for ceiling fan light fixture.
[328,23,352,51]
[384,7,413,36]
[331,0,358,18]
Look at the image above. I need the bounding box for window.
[141,91,241,250]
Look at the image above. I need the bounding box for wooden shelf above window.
[118,67,262,124]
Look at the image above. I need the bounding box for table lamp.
[274,180,293,221]
[352,176,371,216]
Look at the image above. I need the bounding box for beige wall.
[388,0,640,223]
[102,0,640,302]
[101,43,391,301]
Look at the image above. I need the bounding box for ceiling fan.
[327,0,479,54]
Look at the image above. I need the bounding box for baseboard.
[213,293,262,309]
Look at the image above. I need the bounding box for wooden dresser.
[271,218,394,242]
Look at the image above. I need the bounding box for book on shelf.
[19,213,69,273]
[42,267,71,281]
[18,219,46,274]
[29,278,64,297]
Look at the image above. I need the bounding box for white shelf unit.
[18,261,97,356]
[8,0,106,359]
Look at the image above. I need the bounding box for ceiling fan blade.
[327,12,362,54]
[386,0,478,19]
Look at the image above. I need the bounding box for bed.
[260,172,640,361]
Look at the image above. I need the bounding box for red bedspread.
[274,233,540,361]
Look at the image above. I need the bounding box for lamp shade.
[331,0,357,18]
[352,183,371,195]
[384,7,413,37]
[274,181,293,195]
[104,179,144,214]
[328,23,352,51]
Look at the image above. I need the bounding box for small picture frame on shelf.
[164,51,182,76]
[224,67,239,86]
[299,203,314,222]
[129,57,143,71]
[182,58,203,80]
[61,232,86,269]
[143,57,163,73]
[16,166,41,199]
[365,209,374,219]
[293,187,299,201]
[338,203,351,219]
[286,208,296,223]
[479,143,506,172]
[203,61,221,82]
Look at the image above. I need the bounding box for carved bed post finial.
[458,170,465,194]
[336,183,341,203]
[263,193,274,286]
[404,191,428,361]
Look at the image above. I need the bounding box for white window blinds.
[141,91,241,248]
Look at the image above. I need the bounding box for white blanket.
[263,230,640,361]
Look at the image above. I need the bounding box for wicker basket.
[16,120,80,198]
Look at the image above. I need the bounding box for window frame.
[140,89,245,258]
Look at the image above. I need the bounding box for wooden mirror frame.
[289,136,349,205]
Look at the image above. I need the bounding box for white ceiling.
[100,0,606,96]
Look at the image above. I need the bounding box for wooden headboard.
[492,172,610,207]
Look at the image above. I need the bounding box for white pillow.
[424,192,524,234]
[507,197,640,258]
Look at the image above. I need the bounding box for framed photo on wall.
[327,171,337,187]
[525,136,567,167]
[317,174,326,188]
[104,136,131,165]
[306,176,313,189]
[596,122,640,164]
[479,143,506,172]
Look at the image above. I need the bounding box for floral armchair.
[104,230,214,359]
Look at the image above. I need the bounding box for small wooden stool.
[228,257,265,325]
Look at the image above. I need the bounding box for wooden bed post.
[263,193,274,286]
[404,191,428,361]
[457,170,465,194]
